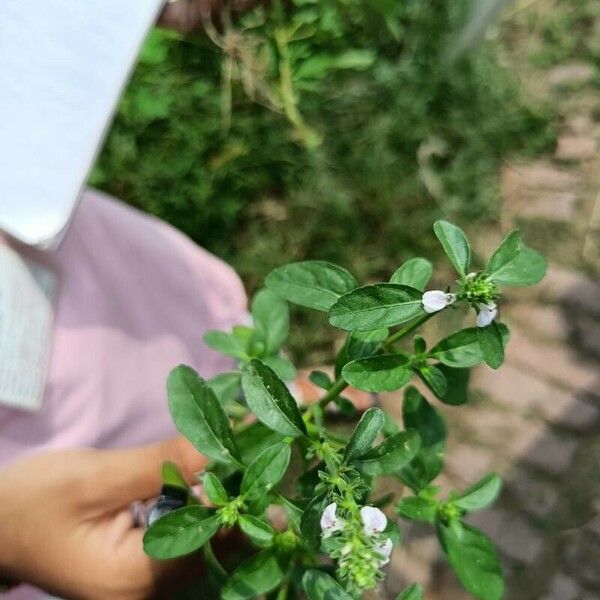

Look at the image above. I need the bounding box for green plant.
[143,221,546,599]
[91,0,555,328]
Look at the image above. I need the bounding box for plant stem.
[276,576,290,600]
[383,312,434,349]
[318,312,435,409]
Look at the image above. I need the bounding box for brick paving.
[378,57,600,600]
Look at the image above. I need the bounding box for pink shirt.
[0,189,247,468]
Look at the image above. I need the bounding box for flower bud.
[373,537,393,566]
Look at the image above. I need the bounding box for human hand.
[0,437,208,599]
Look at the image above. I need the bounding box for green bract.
[146,221,545,599]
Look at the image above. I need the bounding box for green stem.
[383,312,434,348]
[276,576,290,600]
[318,312,435,410]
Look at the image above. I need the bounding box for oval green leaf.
[221,551,284,600]
[265,261,358,312]
[241,442,291,500]
[396,496,438,522]
[477,322,505,369]
[454,473,502,513]
[167,365,241,464]
[433,220,471,276]
[241,359,307,437]
[239,514,275,547]
[342,354,412,392]
[302,569,354,600]
[203,330,248,359]
[437,521,504,600]
[390,257,433,291]
[329,284,424,331]
[418,364,447,399]
[343,407,385,461]
[143,506,219,559]
[203,472,228,506]
[251,288,289,354]
[358,430,421,476]
[396,583,424,600]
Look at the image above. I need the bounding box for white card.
[0,0,163,248]
[0,245,56,411]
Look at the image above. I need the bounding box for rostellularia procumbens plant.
[143,221,546,600]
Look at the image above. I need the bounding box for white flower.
[422,290,456,313]
[320,502,344,538]
[360,506,387,536]
[476,302,498,327]
[465,272,477,280]
[373,537,394,566]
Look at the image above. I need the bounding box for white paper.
[0,0,163,247]
[0,245,56,411]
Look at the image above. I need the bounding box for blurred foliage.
[513,0,600,67]
[91,0,557,359]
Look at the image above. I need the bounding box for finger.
[91,436,207,510]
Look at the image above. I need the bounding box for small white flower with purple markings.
[320,502,344,538]
[422,290,456,313]
[373,537,393,566]
[360,506,387,536]
[476,302,498,327]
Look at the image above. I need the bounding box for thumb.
[95,435,207,509]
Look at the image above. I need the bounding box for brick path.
[379,59,600,600]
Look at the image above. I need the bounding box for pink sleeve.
[0,189,247,466]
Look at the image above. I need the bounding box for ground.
[379,43,600,600]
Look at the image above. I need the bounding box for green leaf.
[329,284,424,331]
[161,461,189,491]
[402,386,446,446]
[396,583,423,600]
[418,364,447,399]
[396,495,438,522]
[238,514,275,547]
[262,355,297,381]
[221,551,284,600]
[203,331,247,359]
[167,366,241,465]
[265,261,358,311]
[477,322,505,369]
[485,230,521,279]
[302,570,354,600]
[241,442,291,501]
[486,234,546,287]
[310,370,332,390]
[399,386,446,489]
[342,354,411,392]
[437,521,504,600]
[431,325,510,368]
[208,372,241,404]
[413,335,427,355]
[390,258,434,291]
[301,493,328,549]
[203,472,228,506]
[335,329,388,378]
[251,288,289,354]
[433,220,471,276]
[241,359,307,437]
[358,430,421,475]
[343,407,385,461]
[143,506,219,559]
[454,474,502,512]
[436,364,470,406]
